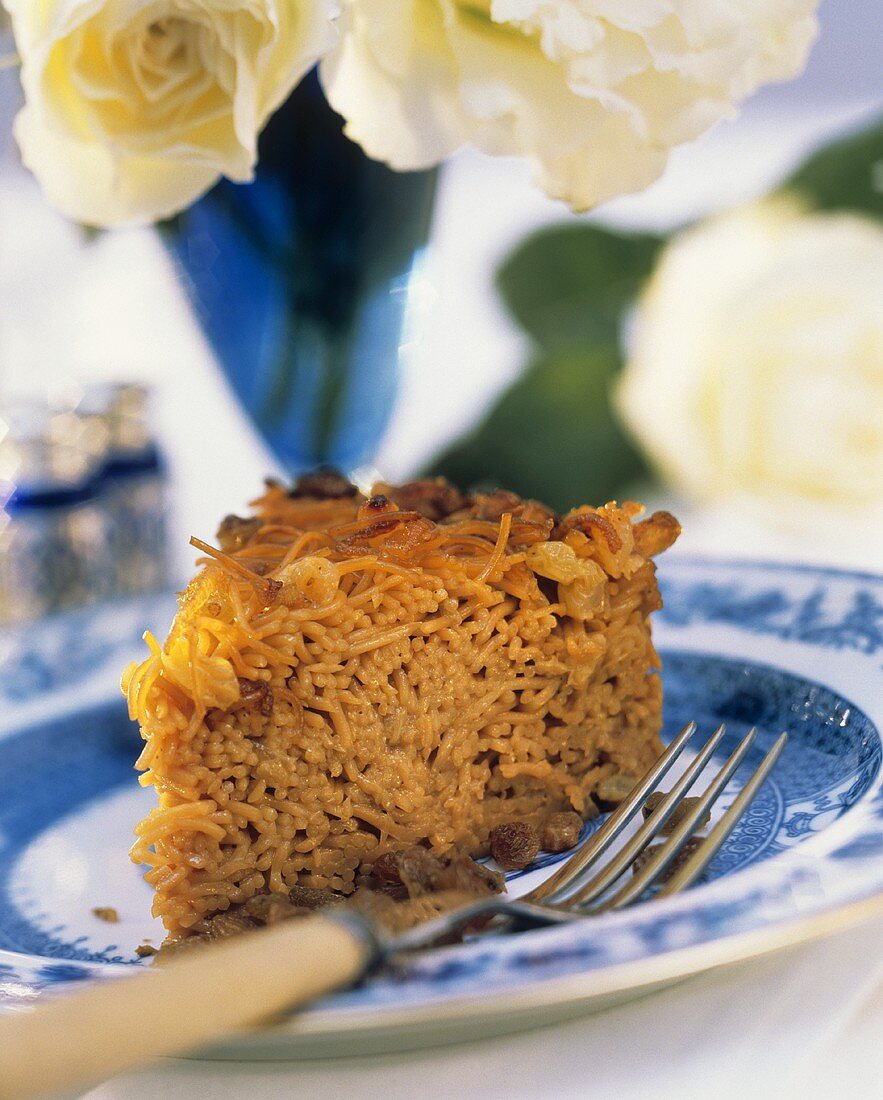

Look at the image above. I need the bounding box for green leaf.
[782,116,883,218]
[78,224,104,245]
[430,344,649,511]
[495,224,664,350]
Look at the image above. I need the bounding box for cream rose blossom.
[3,0,339,225]
[616,199,883,532]
[320,0,819,210]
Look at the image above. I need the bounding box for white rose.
[3,0,339,226]
[616,198,883,534]
[320,0,818,211]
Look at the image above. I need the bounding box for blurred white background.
[1,0,881,580]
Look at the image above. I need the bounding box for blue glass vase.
[162,72,437,474]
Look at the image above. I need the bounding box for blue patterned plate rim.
[668,553,883,583]
[1,557,882,1047]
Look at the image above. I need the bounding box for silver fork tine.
[597,726,760,912]
[563,723,728,907]
[526,720,696,904]
[655,732,788,899]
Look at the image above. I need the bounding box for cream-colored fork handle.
[0,914,372,1100]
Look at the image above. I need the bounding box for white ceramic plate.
[1,558,881,1057]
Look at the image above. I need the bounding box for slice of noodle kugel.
[124,474,680,940]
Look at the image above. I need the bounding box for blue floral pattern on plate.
[0,558,881,1047]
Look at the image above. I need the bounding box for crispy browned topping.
[217,514,262,553]
[632,511,681,558]
[469,490,525,521]
[239,475,682,562]
[289,468,359,499]
[552,510,622,552]
[246,474,678,562]
[329,508,438,558]
[378,478,469,521]
[465,490,557,529]
[361,494,397,516]
[540,812,583,853]
[489,823,541,870]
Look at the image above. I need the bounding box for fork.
[0,722,786,1100]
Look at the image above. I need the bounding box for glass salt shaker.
[76,383,170,598]
[0,401,112,625]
